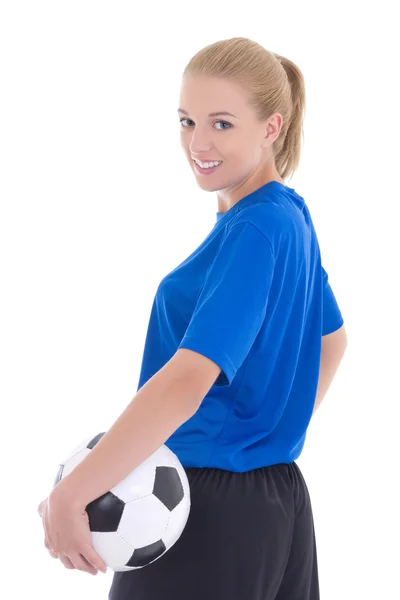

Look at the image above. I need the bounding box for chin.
[196,182,224,193]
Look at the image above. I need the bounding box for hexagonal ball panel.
[90,530,139,571]
[117,494,170,548]
[109,458,157,504]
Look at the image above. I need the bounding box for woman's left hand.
[38,491,107,575]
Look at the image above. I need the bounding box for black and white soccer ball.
[53,432,191,572]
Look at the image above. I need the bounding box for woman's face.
[178,75,283,199]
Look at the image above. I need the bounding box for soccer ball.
[53,432,191,571]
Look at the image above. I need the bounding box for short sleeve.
[322,265,344,336]
[178,222,275,386]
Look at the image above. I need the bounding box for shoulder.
[229,202,293,240]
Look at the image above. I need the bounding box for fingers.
[45,547,107,575]
[44,538,59,559]
[44,536,74,567]
[56,547,107,575]
[38,497,107,575]
[57,553,76,570]
[83,544,107,573]
[67,552,100,575]
[44,542,98,574]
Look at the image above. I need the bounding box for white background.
[1,1,399,598]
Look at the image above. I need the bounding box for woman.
[39,37,347,600]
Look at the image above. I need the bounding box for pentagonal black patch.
[126,539,167,567]
[86,491,125,532]
[87,432,106,449]
[53,465,64,488]
[153,466,184,511]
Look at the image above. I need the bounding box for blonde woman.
[40,37,347,600]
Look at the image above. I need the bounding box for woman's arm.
[52,348,221,510]
[313,325,348,415]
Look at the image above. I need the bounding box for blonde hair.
[183,37,306,182]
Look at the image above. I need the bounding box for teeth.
[195,160,222,169]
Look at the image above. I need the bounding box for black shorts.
[108,461,319,600]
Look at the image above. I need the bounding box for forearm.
[53,359,200,510]
[312,345,346,414]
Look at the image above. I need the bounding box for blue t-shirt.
[136,181,344,472]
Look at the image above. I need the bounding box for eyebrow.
[177,108,238,118]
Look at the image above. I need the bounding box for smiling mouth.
[192,159,222,165]
[192,160,223,169]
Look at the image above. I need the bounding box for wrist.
[52,477,86,513]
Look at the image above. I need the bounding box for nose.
[187,126,214,155]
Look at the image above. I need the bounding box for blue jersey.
[136,181,344,472]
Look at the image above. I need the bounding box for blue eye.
[179,118,231,130]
